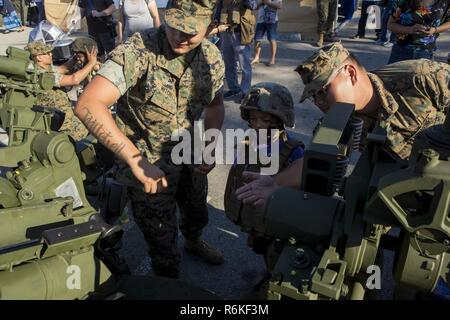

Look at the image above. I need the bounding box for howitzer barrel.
[0,56,33,81]
[0,249,115,299]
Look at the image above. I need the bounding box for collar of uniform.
[367,72,399,120]
[156,28,199,78]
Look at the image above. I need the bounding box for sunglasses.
[309,65,346,102]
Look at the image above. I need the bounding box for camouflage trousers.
[126,162,209,277]
[317,0,338,34]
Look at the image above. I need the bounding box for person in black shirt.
[78,0,117,58]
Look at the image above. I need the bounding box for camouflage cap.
[240,82,295,128]
[25,41,53,57]
[165,0,216,35]
[295,42,350,102]
[71,36,98,53]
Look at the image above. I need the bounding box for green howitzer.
[0,47,222,300]
[0,47,126,299]
[264,103,450,300]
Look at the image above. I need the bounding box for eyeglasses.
[309,65,346,103]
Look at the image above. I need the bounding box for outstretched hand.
[85,46,98,65]
[235,171,278,207]
[129,155,168,194]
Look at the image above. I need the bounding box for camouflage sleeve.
[49,65,63,88]
[212,59,225,98]
[53,71,63,88]
[413,61,450,113]
[101,33,149,93]
[206,43,225,99]
[97,60,127,95]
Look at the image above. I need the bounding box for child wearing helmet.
[224,82,304,275]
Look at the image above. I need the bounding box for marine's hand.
[129,155,168,194]
[85,46,98,65]
[235,171,278,207]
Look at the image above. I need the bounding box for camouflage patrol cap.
[295,42,350,102]
[71,36,98,53]
[240,82,295,128]
[25,41,53,57]
[165,0,216,35]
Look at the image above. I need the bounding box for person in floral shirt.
[387,0,450,63]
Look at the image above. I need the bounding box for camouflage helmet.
[71,36,97,53]
[25,41,53,57]
[295,42,350,102]
[165,0,216,35]
[240,82,295,128]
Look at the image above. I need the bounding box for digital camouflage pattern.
[25,41,53,57]
[36,88,89,141]
[98,28,224,163]
[97,27,224,276]
[295,42,350,103]
[240,82,295,128]
[128,164,209,277]
[296,43,450,160]
[35,64,89,141]
[165,0,216,35]
[316,0,337,35]
[362,59,450,160]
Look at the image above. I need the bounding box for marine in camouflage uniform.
[95,0,225,277]
[316,0,337,46]
[26,41,89,141]
[296,42,450,160]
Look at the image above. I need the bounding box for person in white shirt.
[116,0,160,45]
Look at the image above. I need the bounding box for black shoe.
[351,34,365,39]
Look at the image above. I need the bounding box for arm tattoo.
[81,107,126,154]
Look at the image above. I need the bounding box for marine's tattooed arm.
[74,75,140,163]
[81,108,126,154]
[74,75,168,193]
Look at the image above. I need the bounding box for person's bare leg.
[269,40,277,65]
[251,41,261,64]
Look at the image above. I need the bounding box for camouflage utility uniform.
[362,60,450,159]
[316,0,337,45]
[296,42,450,160]
[96,7,225,277]
[26,41,89,141]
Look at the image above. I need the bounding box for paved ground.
[1,15,449,300]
